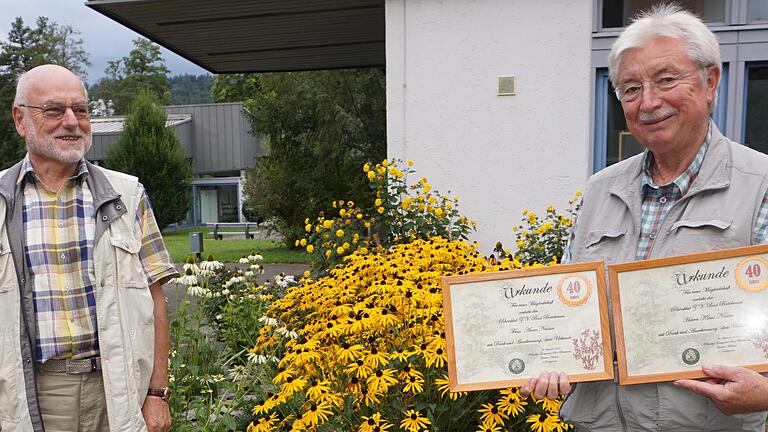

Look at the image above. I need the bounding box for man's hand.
[142,396,171,432]
[674,364,768,414]
[520,371,571,400]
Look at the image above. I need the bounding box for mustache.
[53,128,87,138]
[639,108,677,123]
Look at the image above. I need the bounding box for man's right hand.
[520,371,571,399]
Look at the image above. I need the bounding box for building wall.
[385,0,593,253]
[88,120,192,162]
[165,103,264,175]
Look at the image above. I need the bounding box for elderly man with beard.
[519,4,768,432]
[0,64,177,432]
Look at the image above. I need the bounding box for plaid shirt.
[20,157,177,363]
[563,122,768,263]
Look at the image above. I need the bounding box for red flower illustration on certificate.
[573,328,602,370]
[752,330,768,359]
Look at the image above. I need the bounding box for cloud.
[0,0,209,83]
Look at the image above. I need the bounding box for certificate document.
[442,262,613,391]
[609,244,768,384]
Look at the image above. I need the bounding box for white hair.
[13,65,88,106]
[608,3,721,110]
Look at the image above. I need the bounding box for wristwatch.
[147,386,171,402]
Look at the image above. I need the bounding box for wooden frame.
[442,262,613,392]
[609,244,768,385]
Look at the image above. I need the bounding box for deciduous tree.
[90,38,171,114]
[216,69,386,247]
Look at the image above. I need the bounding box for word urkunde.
[504,282,553,299]
[675,266,729,286]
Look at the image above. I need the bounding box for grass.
[162,227,311,264]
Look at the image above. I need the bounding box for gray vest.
[560,126,768,431]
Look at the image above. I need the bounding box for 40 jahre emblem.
[681,348,700,366]
[508,358,526,375]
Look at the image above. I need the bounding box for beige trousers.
[35,369,110,432]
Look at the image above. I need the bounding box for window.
[744,63,768,154]
[750,0,768,22]
[601,0,726,29]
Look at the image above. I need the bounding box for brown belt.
[38,357,101,374]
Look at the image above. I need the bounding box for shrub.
[492,193,580,266]
[298,159,475,273]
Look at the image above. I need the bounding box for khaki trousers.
[36,369,109,432]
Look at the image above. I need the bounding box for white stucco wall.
[386,0,593,254]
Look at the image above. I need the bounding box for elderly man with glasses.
[519,4,768,432]
[0,64,176,431]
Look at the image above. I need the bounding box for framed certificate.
[442,262,613,392]
[609,244,768,385]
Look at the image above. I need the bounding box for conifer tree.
[105,91,192,228]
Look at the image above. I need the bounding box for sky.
[1,0,210,85]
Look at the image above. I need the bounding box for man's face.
[616,36,719,160]
[13,71,92,165]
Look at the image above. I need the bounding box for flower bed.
[167,160,577,432]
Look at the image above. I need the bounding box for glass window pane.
[602,0,726,29]
[750,1,768,22]
[605,85,643,167]
[745,64,768,155]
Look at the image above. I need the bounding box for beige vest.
[560,126,768,431]
[0,164,154,432]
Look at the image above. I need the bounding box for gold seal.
[734,256,768,293]
[557,274,592,307]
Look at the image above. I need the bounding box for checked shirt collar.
[636,122,713,260]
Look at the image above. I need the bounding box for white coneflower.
[228,365,247,381]
[238,255,250,264]
[200,254,224,271]
[182,256,201,275]
[277,326,299,339]
[247,251,264,262]
[247,352,269,364]
[224,276,245,288]
[249,264,265,274]
[244,270,254,277]
[187,285,206,297]
[258,315,278,326]
[275,274,297,289]
[221,289,230,296]
[180,268,198,286]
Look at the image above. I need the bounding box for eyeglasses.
[614,69,702,103]
[18,103,90,120]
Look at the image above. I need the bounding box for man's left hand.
[674,364,768,414]
[142,396,171,432]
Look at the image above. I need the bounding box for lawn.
[161,227,310,264]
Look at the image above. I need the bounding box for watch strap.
[147,387,170,401]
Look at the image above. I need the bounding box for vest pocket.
[669,219,738,255]
[110,234,148,289]
[670,219,732,231]
[582,229,627,262]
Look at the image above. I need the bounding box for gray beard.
[24,117,92,164]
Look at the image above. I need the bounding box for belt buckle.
[64,358,75,374]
